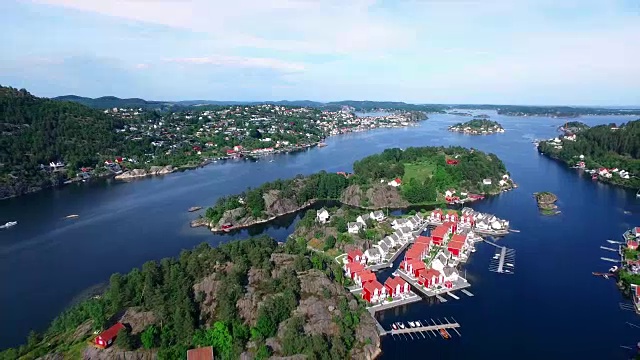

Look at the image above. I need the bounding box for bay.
[1,111,639,358]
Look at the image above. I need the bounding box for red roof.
[635,227,640,233]
[415,236,432,245]
[394,178,402,184]
[348,249,364,258]
[187,346,214,360]
[395,276,407,286]
[432,209,443,215]
[447,210,457,215]
[384,276,399,289]
[408,259,426,270]
[226,149,235,154]
[346,262,365,273]
[628,240,639,249]
[96,322,125,344]
[446,159,459,165]
[635,286,640,298]
[417,267,440,280]
[448,240,465,250]
[431,225,449,238]
[358,270,377,283]
[451,234,466,243]
[363,280,384,293]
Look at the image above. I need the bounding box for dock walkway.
[396,269,471,297]
[385,318,461,337]
[367,294,422,314]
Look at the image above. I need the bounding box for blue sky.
[0,0,638,105]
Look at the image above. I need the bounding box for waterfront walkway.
[395,269,471,297]
[367,293,422,314]
[382,318,461,338]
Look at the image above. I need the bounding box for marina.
[381,318,462,339]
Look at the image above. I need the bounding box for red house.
[187,346,214,360]
[447,240,465,257]
[226,149,236,155]
[356,270,377,287]
[628,240,639,250]
[384,276,410,297]
[446,159,459,165]
[115,156,123,163]
[415,236,433,246]
[442,221,457,234]
[362,280,386,303]
[445,210,459,223]
[468,194,485,200]
[192,146,202,152]
[635,227,640,237]
[347,249,365,263]
[401,259,426,277]
[430,209,444,222]
[460,214,474,226]
[344,262,365,279]
[405,243,428,261]
[94,322,125,349]
[417,268,443,287]
[431,225,451,245]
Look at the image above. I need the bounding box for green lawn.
[403,160,436,183]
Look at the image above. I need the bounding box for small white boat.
[398,322,405,329]
[391,323,398,330]
[506,263,514,267]
[269,159,275,163]
[471,247,476,253]
[609,266,619,272]
[636,189,640,198]
[0,221,17,229]
[408,321,416,328]
[415,320,423,327]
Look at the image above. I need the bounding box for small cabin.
[94,322,125,349]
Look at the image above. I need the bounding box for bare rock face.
[217,207,247,227]
[71,320,93,343]
[351,312,382,360]
[269,356,307,360]
[115,166,175,180]
[365,183,408,208]
[82,347,157,360]
[149,165,174,175]
[193,273,221,321]
[119,308,157,334]
[340,185,363,207]
[237,268,269,326]
[37,353,64,360]
[294,270,344,336]
[263,190,299,217]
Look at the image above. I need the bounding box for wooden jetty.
[607,239,624,244]
[600,246,618,252]
[461,289,474,297]
[601,257,621,263]
[488,242,516,274]
[387,318,461,338]
[447,292,460,300]
[592,272,614,279]
[435,294,448,302]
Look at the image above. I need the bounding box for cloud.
[163,55,306,72]
[134,63,149,70]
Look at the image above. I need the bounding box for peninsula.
[533,192,560,215]
[0,236,380,359]
[0,85,429,200]
[538,119,640,189]
[196,146,516,232]
[558,121,590,134]
[448,118,505,135]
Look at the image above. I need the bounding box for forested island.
[448,119,505,135]
[0,236,379,360]
[538,119,640,188]
[533,192,560,215]
[197,146,515,232]
[0,85,429,200]
[496,106,640,118]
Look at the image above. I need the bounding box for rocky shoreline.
[534,191,560,215]
[114,165,175,180]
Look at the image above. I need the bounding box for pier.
[367,293,422,314]
[383,318,461,338]
[600,246,618,252]
[601,257,621,263]
[461,289,474,297]
[485,239,515,274]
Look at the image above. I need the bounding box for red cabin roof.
[415,236,432,245]
[187,346,215,360]
[363,280,384,294]
[431,225,449,238]
[346,262,365,273]
[95,322,125,348]
[358,270,377,284]
[348,249,364,259]
[451,234,466,243]
[447,240,465,251]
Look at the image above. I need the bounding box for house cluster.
[625,227,640,274]
[399,224,468,291]
[428,207,509,232]
[594,167,631,180]
[343,250,412,303]
[361,212,427,264]
[346,210,386,234]
[448,122,505,135]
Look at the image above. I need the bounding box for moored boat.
[392,323,398,330]
[439,329,450,338]
[0,221,17,229]
[398,322,405,329]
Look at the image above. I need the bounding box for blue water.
[1,111,639,358]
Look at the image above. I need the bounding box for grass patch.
[308,238,324,250]
[403,160,437,183]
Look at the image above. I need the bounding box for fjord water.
[1,112,639,358]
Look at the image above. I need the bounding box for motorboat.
[471,247,476,253]
[398,322,405,329]
[408,321,416,327]
[609,265,619,273]
[391,323,398,330]
[415,320,423,327]
[0,221,17,229]
[636,189,640,198]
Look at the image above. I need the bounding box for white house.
[445,189,455,197]
[389,233,401,246]
[482,179,492,185]
[348,222,364,234]
[388,178,402,187]
[376,241,390,257]
[356,214,370,226]
[431,255,446,272]
[370,210,385,222]
[476,219,490,230]
[364,247,382,263]
[316,208,330,224]
[398,226,413,240]
[391,218,408,229]
[443,267,459,282]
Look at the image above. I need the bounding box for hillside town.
[448,118,505,135]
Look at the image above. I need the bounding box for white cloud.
[163,55,306,72]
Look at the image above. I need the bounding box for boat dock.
[601,257,621,263]
[461,289,474,296]
[600,246,618,252]
[367,293,422,314]
[485,240,515,274]
[384,318,461,338]
[607,239,624,244]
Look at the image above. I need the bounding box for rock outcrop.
[263,190,299,216]
[341,183,408,209]
[115,165,175,180]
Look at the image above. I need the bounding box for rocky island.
[448,118,505,135]
[1,236,379,359]
[558,121,590,134]
[196,146,516,232]
[534,192,560,215]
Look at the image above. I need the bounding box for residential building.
[344,261,365,279]
[364,247,382,263]
[370,210,386,222]
[94,322,125,349]
[388,178,402,187]
[384,276,410,297]
[316,208,330,224]
[356,213,370,226]
[187,346,215,360]
[431,224,451,245]
[355,270,377,287]
[445,210,459,223]
[400,259,426,277]
[362,280,386,303]
[417,268,443,288]
[347,222,364,234]
[430,209,444,222]
[347,249,365,264]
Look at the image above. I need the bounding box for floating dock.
[386,318,461,338]
[487,240,516,274]
[461,289,474,297]
[601,257,621,263]
[600,246,618,252]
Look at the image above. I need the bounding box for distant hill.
[53,95,168,109]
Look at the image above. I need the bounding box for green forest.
[450,119,503,130]
[538,119,640,187]
[0,235,365,360]
[205,146,510,224]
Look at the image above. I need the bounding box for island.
[195,146,516,232]
[558,121,590,134]
[538,119,640,189]
[0,85,431,200]
[0,235,380,359]
[448,119,505,135]
[533,192,560,215]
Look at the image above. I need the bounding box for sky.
[0,0,638,105]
